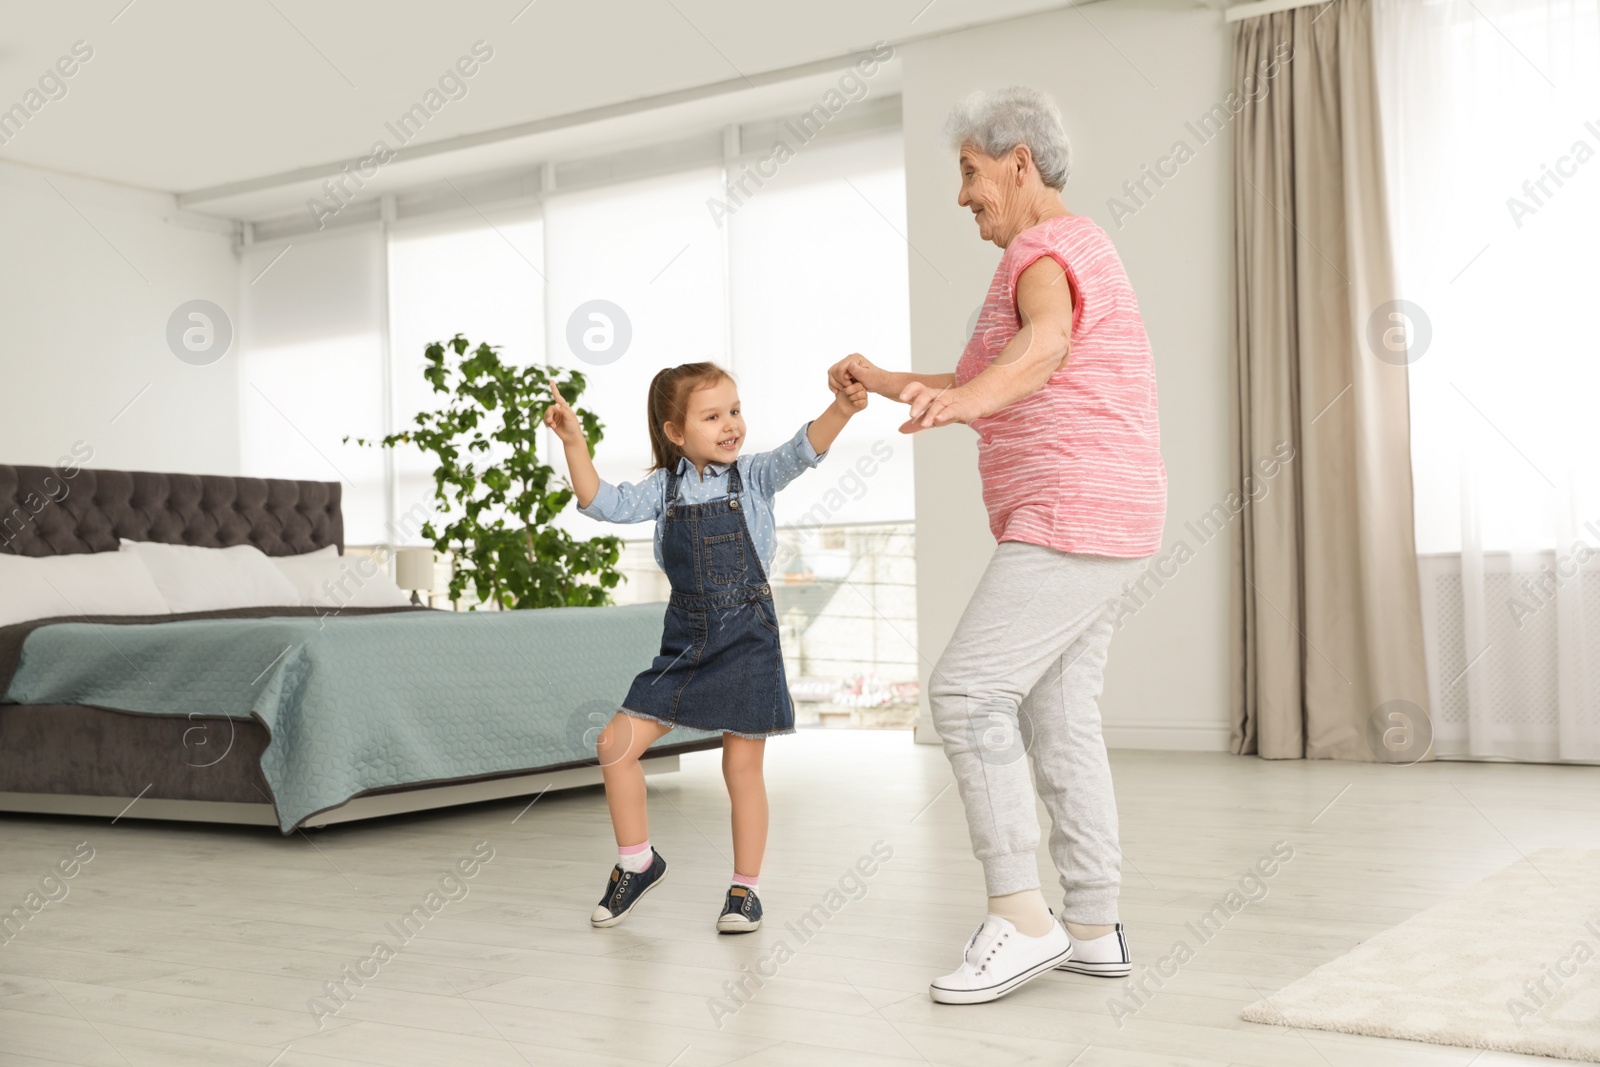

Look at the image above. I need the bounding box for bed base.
[0,752,682,830]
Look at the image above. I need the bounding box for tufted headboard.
[0,465,343,558]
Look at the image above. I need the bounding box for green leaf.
[348,335,625,609]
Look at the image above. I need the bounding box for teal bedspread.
[3,605,713,831]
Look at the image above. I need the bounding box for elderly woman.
[831,87,1165,1004]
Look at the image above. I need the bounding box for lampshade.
[395,547,435,592]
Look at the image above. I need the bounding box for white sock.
[987,889,1055,937]
[618,841,653,873]
[1066,922,1117,941]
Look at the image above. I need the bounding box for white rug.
[1241,849,1600,1062]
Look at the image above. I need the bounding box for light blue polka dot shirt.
[577,422,827,573]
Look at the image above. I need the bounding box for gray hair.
[944,86,1071,190]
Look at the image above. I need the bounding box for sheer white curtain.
[1375,0,1600,759]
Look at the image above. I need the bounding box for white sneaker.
[1055,921,1132,977]
[929,915,1072,1004]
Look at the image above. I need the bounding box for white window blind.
[238,228,388,544]
[387,211,546,542]
[728,131,915,526]
[542,166,730,539]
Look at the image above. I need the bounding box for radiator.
[1417,552,1600,761]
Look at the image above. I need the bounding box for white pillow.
[269,546,412,609]
[118,540,301,613]
[0,551,171,628]
[267,544,339,603]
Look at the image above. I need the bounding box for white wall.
[901,0,1236,750]
[0,162,240,475]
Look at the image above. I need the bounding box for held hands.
[829,351,980,433]
[543,390,586,446]
[828,353,889,398]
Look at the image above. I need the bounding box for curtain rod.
[1225,0,1333,22]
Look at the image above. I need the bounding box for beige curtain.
[1230,0,1431,760]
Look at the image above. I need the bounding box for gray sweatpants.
[929,542,1144,925]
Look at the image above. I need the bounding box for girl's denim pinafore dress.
[619,463,795,738]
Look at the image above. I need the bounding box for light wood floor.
[2,732,1598,1066]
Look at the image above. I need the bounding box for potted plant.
[352,334,624,609]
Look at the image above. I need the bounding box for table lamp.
[395,547,435,607]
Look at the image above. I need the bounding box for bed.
[0,464,718,832]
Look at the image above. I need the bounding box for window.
[725,132,918,727]
[1377,0,1600,759]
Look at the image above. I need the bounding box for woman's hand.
[898,382,984,433]
[544,390,586,446]
[828,353,895,399]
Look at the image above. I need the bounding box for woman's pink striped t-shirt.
[955,215,1166,558]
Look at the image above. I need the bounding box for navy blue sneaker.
[716,884,762,933]
[590,850,667,928]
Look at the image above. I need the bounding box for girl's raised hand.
[544,389,585,445]
[834,380,869,415]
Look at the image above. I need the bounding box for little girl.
[544,361,866,933]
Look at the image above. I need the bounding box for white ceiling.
[0,0,1097,207]
[196,66,904,223]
